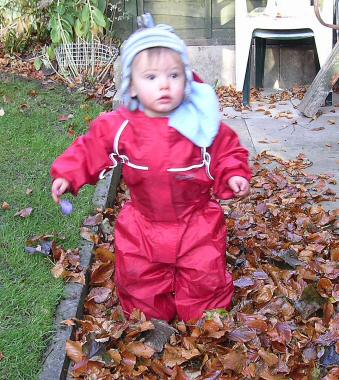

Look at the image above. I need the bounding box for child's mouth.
[158,96,171,103]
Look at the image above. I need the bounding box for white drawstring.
[167,147,214,180]
[100,120,214,179]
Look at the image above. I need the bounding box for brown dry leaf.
[90,262,114,285]
[51,262,66,279]
[58,113,73,122]
[121,350,136,368]
[25,188,33,195]
[61,319,76,327]
[171,365,190,380]
[163,345,200,367]
[317,278,334,297]
[227,327,257,342]
[87,287,111,303]
[218,350,246,373]
[126,341,155,358]
[258,349,279,367]
[83,213,103,226]
[327,119,336,125]
[95,247,115,263]
[66,340,85,363]
[0,352,4,361]
[330,246,339,261]
[323,302,334,326]
[15,207,33,218]
[1,201,10,210]
[107,349,122,364]
[311,127,325,131]
[80,227,100,243]
[254,285,275,304]
[64,271,85,285]
[323,367,339,380]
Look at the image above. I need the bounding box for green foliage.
[0,74,104,379]
[0,0,129,55]
[48,0,108,45]
[0,0,50,54]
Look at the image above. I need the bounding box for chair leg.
[242,49,252,106]
[325,91,332,106]
[255,37,266,88]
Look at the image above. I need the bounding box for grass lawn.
[0,75,105,380]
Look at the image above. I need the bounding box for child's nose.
[159,76,169,89]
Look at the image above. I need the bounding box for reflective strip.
[167,147,214,180]
[203,149,214,180]
[112,120,149,170]
[111,121,214,177]
[126,161,149,170]
[98,154,118,179]
[113,120,129,155]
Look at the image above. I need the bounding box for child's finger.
[51,191,60,204]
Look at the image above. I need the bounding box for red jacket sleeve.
[209,122,252,200]
[50,112,121,195]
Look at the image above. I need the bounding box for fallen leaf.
[227,327,257,342]
[83,213,103,226]
[258,349,279,367]
[219,350,246,372]
[58,114,73,122]
[1,201,10,210]
[66,340,85,363]
[15,207,33,218]
[91,262,114,285]
[87,287,111,303]
[126,341,155,358]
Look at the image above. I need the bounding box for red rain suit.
[51,107,251,321]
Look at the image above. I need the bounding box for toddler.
[51,14,251,322]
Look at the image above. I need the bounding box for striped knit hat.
[120,13,193,111]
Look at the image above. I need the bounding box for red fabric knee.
[115,247,177,321]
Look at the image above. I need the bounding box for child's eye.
[146,74,156,80]
[170,73,179,79]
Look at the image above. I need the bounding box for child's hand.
[51,178,70,203]
[227,176,250,198]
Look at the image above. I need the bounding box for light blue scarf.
[169,81,221,147]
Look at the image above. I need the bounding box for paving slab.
[224,118,256,156]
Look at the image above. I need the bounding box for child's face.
[130,49,186,117]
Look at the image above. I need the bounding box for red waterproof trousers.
[51,107,251,321]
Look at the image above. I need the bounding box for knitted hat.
[120,13,193,111]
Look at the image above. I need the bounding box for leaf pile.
[25,234,86,284]
[216,85,307,111]
[63,152,338,379]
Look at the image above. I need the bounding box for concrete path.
[223,92,339,211]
